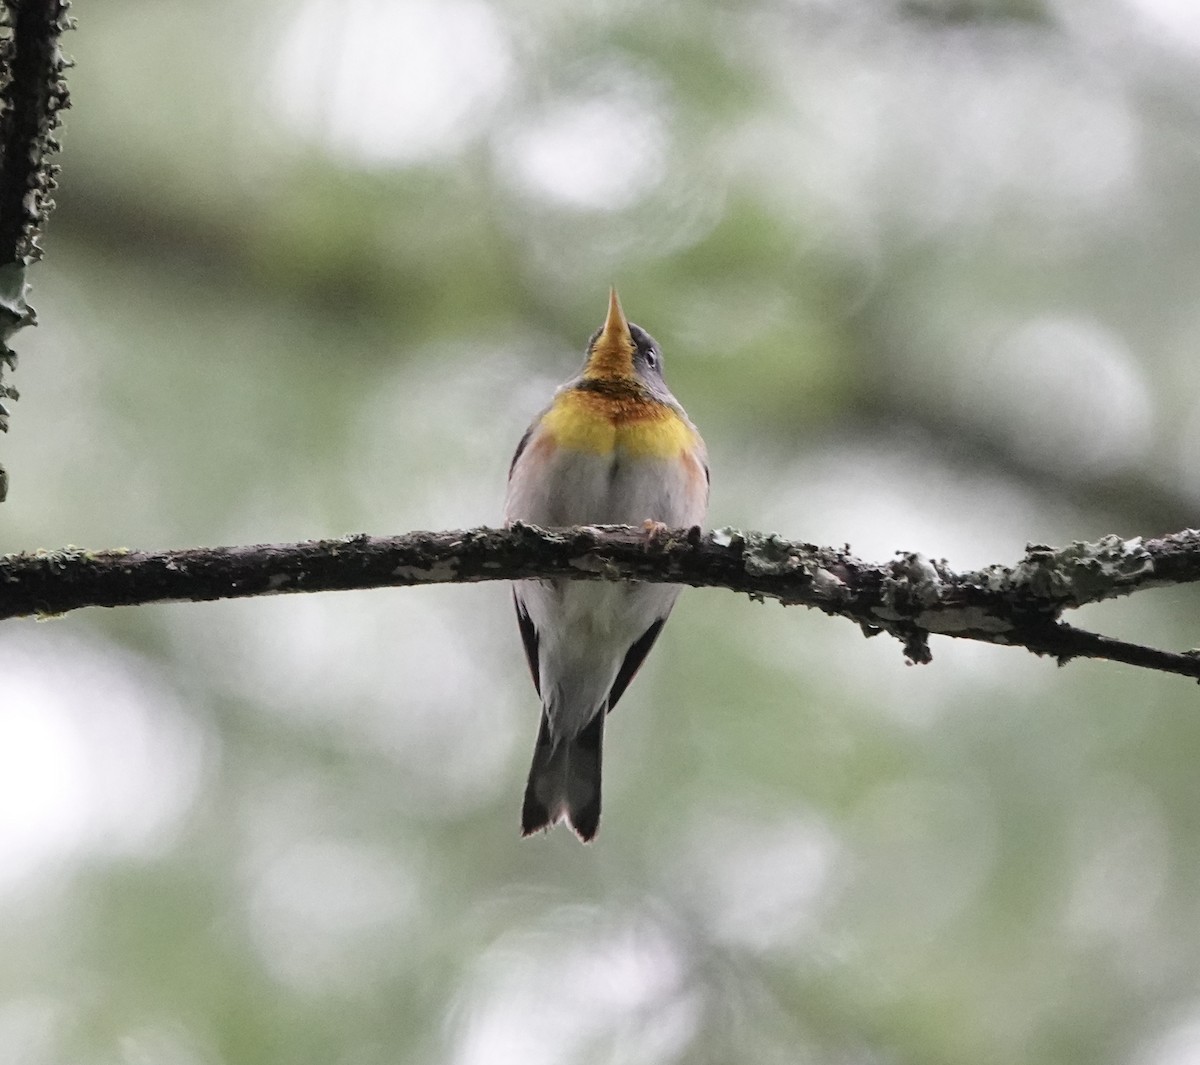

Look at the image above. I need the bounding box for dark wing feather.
[514,592,541,697]
[606,617,666,714]
[508,424,534,479]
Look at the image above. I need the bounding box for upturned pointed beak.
[600,287,631,347]
[584,287,636,380]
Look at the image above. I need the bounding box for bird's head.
[582,288,668,394]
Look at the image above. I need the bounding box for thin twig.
[1020,622,1200,680]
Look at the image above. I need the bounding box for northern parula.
[504,289,709,841]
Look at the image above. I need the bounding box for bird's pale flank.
[504,290,709,841]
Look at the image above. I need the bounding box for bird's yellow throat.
[541,388,694,459]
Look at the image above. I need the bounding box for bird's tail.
[521,709,604,842]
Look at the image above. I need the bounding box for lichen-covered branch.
[3,524,1200,681]
[0,0,72,500]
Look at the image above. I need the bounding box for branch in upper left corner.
[0,0,72,501]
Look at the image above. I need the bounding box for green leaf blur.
[4,2,1200,1063]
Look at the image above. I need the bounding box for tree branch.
[3,524,1200,680]
[0,0,72,500]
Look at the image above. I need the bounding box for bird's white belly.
[518,575,679,737]
[505,438,699,740]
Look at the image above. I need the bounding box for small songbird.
[504,289,709,841]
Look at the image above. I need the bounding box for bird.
[504,289,709,841]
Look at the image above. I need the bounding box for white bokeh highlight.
[497,91,669,210]
[453,914,696,1065]
[270,0,512,166]
[0,632,209,891]
[244,834,421,993]
[967,314,1154,475]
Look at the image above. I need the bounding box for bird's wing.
[508,423,535,480]
[514,591,541,697]
[606,617,667,714]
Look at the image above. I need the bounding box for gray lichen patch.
[508,520,570,546]
[882,551,944,613]
[709,526,743,549]
[391,561,459,582]
[31,543,91,571]
[972,563,1018,594]
[0,261,31,345]
[810,567,846,597]
[739,531,824,580]
[917,605,1015,636]
[988,535,1157,606]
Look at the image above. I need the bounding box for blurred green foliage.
[4,1,1200,1063]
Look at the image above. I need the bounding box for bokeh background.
[4,0,1200,1062]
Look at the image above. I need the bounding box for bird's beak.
[600,287,630,347]
[585,287,635,379]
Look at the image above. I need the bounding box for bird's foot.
[641,519,671,546]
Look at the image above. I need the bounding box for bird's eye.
[645,350,659,369]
